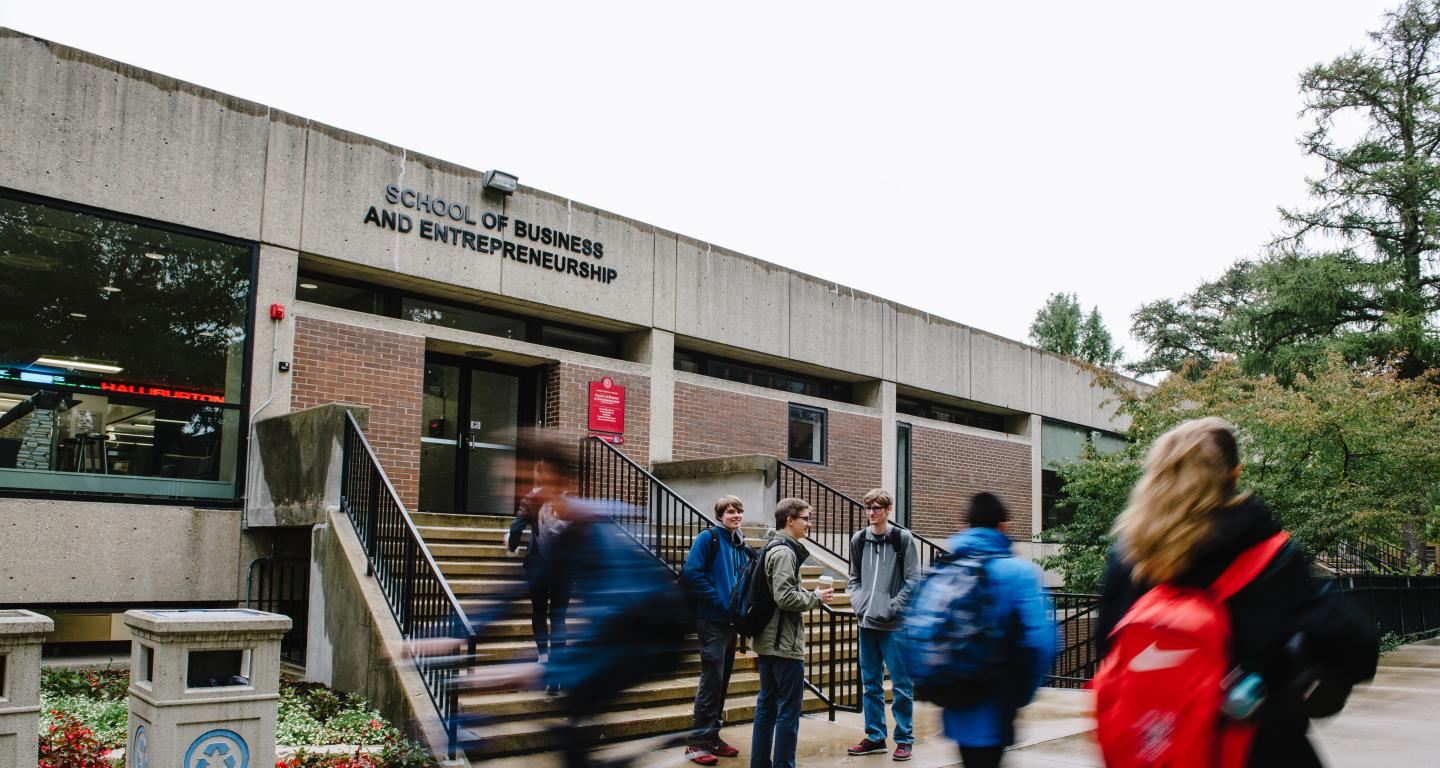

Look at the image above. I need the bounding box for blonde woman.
[1094,418,1377,768]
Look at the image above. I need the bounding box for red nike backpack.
[1093,531,1289,768]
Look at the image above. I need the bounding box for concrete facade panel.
[1034,350,1093,426]
[786,276,885,378]
[652,231,678,332]
[0,499,248,603]
[499,193,652,327]
[894,309,962,397]
[259,112,309,248]
[674,242,790,358]
[0,31,267,239]
[968,330,1033,412]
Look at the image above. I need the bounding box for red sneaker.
[848,739,887,756]
[710,740,740,758]
[892,744,912,762]
[685,745,718,766]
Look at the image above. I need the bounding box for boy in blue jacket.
[681,495,754,764]
[942,493,1057,768]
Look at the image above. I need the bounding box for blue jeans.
[751,656,804,768]
[860,627,914,745]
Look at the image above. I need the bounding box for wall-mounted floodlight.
[482,170,519,194]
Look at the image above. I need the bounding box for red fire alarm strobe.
[270,303,285,320]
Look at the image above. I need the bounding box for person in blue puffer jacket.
[941,493,1058,768]
[680,495,755,764]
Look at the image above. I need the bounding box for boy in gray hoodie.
[846,489,921,761]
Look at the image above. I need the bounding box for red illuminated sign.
[101,381,225,403]
[587,377,625,434]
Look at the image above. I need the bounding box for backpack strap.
[1209,531,1289,602]
[702,527,722,571]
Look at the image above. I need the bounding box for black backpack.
[731,539,797,638]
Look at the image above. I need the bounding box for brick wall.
[291,316,425,508]
[672,381,882,501]
[908,424,1031,541]
[543,362,651,468]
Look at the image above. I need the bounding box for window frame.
[787,403,828,465]
[0,186,257,507]
[675,348,853,404]
[296,270,622,358]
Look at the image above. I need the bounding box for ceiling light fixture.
[33,356,124,374]
[299,283,318,290]
[144,252,165,260]
[102,285,121,293]
[69,312,87,318]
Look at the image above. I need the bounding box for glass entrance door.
[419,357,529,515]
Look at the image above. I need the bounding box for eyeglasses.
[865,505,889,511]
[793,515,811,521]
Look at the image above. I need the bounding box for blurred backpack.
[1093,531,1289,768]
[901,551,1010,708]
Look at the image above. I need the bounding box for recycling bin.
[124,609,291,768]
[0,609,53,768]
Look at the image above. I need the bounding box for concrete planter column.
[123,609,291,768]
[0,609,54,768]
[651,454,779,528]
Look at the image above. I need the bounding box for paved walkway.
[478,637,1440,767]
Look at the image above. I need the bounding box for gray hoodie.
[847,525,921,631]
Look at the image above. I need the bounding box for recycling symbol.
[131,725,149,768]
[184,729,249,768]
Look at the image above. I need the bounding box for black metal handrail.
[578,436,715,575]
[339,412,475,757]
[245,557,309,666]
[775,458,951,570]
[1045,591,1103,688]
[803,603,862,718]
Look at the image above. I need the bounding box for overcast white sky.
[0,1,1403,364]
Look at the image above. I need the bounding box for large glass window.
[0,194,252,500]
[1040,420,1126,531]
[896,421,912,527]
[297,272,618,358]
[675,349,853,403]
[896,395,1006,432]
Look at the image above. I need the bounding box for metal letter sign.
[587,377,625,434]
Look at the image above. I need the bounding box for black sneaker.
[848,738,887,756]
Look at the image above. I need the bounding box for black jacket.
[1096,497,1378,768]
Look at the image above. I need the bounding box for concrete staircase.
[411,512,858,757]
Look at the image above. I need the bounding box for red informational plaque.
[588,377,626,434]
[589,432,624,445]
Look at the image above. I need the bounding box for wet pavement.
[475,637,1440,766]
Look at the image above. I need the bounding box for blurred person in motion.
[846,488,921,761]
[680,495,754,764]
[1093,417,1378,768]
[938,493,1057,768]
[750,498,833,768]
[504,451,572,674]
[458,430,692,767]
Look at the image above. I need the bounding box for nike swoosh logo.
[1128,642,1198,672]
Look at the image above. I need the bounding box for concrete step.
[413,512,512,529]
[419,525,510,544]
[465,691,828,757]
[432,542,524,559]
[461,670,767,720]
[439,560,526,578]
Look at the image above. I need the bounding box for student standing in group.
[846,489,921,762]
[681,495,754,765]
[752,498,833,768]
[941,493,1057,768]
[1093,418,1377,768]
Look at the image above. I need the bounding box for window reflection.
[0,194,251,499]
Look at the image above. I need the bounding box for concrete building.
[0,28,1136,647]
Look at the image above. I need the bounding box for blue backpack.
[901,552,1010,708]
